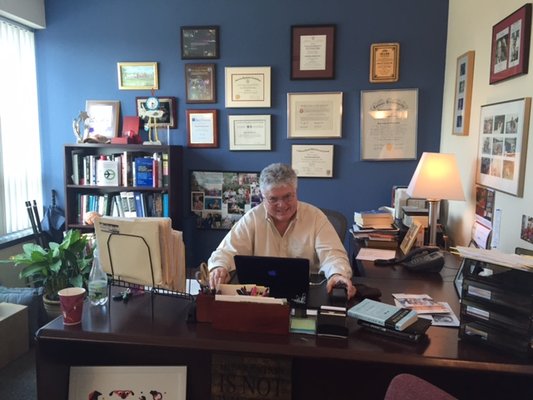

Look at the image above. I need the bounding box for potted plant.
[3,229,93,319]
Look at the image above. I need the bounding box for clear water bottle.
[88,249,108,306]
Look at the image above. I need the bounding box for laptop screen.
[234,255,310,308]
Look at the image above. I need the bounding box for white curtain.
[0,19,43,237]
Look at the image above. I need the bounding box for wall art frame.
[476,97,531,197]
[190,170,262,230]
[360,88,418,160]
[117,62,159,90]
[287,91,342,138]
[291,24,335,80]
[186,109,218,148]
[369,42,400,83]
[185,63,216,103]
[452,51,475,136]
[180,25,219,59]
[135,96,177,129]
[228,114,271,151]
[489,4,532,84]
[85,100,120,139]
[225,66,271,108]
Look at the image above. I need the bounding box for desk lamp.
[406,152,465,246]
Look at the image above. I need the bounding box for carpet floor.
[0,346,36,399]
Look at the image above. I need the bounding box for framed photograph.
[68,366,186,400]
[117,62,158,90]
[453,51,475,136]
[400,221,422,255]
[187,109,218,148]
[291,144,334,178]
[360,88,418,160]
[489,4,532,84]
[85,100,120,139]
[225,66,271,108]
[476,97,531,197]
[180,25,219,59]
[185,63,216,103]
[291,24,335,80]
[228,115,271,151]
[190,170,262,230]
[287,92,342,138]
[369,42,400,83]
[136,96,177,129]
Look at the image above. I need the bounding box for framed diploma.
[360,89,418,160]
[369,43,400,83]
[225,66,271,108]
[291,144,334,178]
[187,109,218,148]
[185,64,216,104]
[228,115,271,150]
[287,92,343,138]
[291,25,335,79]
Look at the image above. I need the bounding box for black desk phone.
[375,246,445,272]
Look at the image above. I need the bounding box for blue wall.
[35,0,449,268]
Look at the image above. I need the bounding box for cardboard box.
[0,302,29,368]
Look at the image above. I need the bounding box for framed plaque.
[181,26,219,59]
[185,63,216,103]
[369,43,400,83]
[291,25,335,80]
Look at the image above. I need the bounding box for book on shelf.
[96,158,120,186]
[357,317,431,343]
[347,298,418,331]
[134,156,154,187]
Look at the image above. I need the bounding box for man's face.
[262,184,298,223]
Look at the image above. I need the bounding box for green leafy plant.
[3,230,93,301]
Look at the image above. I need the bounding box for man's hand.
[209,267,230,289]
[327,274,356,299]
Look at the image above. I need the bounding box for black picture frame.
[181,26,219,59]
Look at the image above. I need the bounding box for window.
[0,19,43,242]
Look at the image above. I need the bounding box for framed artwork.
[476,97,531,197]
[187,109,218,148]
[489,4,532,84]
[228,115,271,150]
[453,51,475,136]
[180,26,219,59]
[291,24,335,79]
[185,63,216,103]
[136,96,177,129]
[291,144,334,178]
[399,221,422,255]
[85,100,120,139]
[190,170,262,230]
[117,62,159,90]
[360,88,418,160]
[287,92,342,138]
[68,366,186,400]
[225,66,271,108]
[369,42,400,83]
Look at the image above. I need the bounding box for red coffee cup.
[58,287,86,325]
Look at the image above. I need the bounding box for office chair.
[384,373,457,400]
[320,208,348,242]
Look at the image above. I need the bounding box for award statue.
[72,111,90,143]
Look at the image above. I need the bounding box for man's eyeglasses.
[265,193,295,205]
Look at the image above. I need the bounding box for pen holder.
[196,292,215,322]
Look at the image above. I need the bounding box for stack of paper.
[454,246,533,271]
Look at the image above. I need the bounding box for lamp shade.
[406,152,465,201]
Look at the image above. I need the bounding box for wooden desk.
[36,261,533,399]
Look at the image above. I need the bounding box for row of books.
[76,191,169,224]
[350,221,400,250]
[71,151,169,188]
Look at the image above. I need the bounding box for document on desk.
[356,247,396,261]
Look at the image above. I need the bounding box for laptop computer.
[233,255,310,308]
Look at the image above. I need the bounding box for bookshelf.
[64,144,183,232]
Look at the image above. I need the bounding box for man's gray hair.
[259,163,298,193]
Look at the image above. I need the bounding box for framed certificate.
[185,64,216,103]
[291,144,334,178]
[287,92,343,138]
[369,43,400,83]
[360,89,418,160]
[228,115,271,150]
[225,66,271,108]
[187,109,218,148]
[291,25,335,79]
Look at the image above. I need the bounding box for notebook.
[233,255,310,308]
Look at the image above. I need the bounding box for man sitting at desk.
[208,163,356,299]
